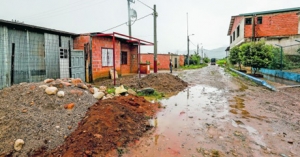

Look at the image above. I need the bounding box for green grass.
[106,87,115,94]
[181,63,208,70]
[137,90,165,101]
[216,59,227,67]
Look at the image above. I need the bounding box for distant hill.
[204,46,227,59]
[173,46,227,59]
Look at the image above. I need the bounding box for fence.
[0,28,81,89]
[270,43,300,70]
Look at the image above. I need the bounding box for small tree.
[240,41,274,74]
[229,46,242,70]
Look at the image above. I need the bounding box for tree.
[229,46,242,70]
[240,41,274,74]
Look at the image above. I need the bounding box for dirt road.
[120,65,300,157]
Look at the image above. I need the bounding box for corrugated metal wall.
[8,29,28,84]
[0,26,5,89]
[45,33,60,79]
[29,32,45,82]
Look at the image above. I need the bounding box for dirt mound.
[0,81,97,157]
[38,95,159,157]
[95,73,188,94]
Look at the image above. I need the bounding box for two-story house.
[227,7,300,54]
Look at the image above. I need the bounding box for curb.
[229,68,277,91]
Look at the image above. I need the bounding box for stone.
[45,87,58,95]
[93,92,105,99]
[138,87,155,95]
[39,85,48,89]
[70,90,83,96]
[127,89,137,95]
[93,87,100,93]
[71,78,82,85]
[29,85,36,90]
[64,103,75,109]
[99,86,107,91]
[51,81,64,88]
[57,91,65,97]
[76,83,88,90]
[44,79,54,83]
[115,85,127,95]
[62,81,72,86]
[14,139,25,151]
[89,88,95,94]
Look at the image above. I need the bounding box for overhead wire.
[102,13,153,32]
[136,0,153,10]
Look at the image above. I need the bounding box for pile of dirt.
[39,95,160,157]
[95,73,188,94]
[0,79,98,157]
[0,73,187,157]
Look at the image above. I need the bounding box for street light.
[275,44,283,71]
[187,34,194,66]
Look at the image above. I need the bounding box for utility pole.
[154,4,158,73]
[127,0,132,36]
[197,44,199,64]
[187,13,189,66]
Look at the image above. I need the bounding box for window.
[237,26,240,37]
[121,51,128,65]
[60,48,68,58]
[245,18,252,25]
[102,48,113,66]
[230,36,232,44]
[257,17,262,24]
[233,31,235,41]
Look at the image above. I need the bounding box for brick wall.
[244,12,299,38]
[140,54,185,70]
[73,35,90,49]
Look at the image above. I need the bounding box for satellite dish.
[130,9,137,19]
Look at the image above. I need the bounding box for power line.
[136,0,153,10]
[102,13,152,32]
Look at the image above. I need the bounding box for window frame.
[245,18,252,25]
[233,31,235,41]
[101,48,113,66]
[257,17,262,24]
[237,26,240,37]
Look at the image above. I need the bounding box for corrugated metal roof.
[239,7,300,16]
[0,19,78,36]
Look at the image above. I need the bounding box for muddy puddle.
[123,85,230,156]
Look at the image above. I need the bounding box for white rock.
[45,87,58,95]
[127,89,137,95]
[14,139,24,151]
[44,79,54,83]
[99,86,107,91]
[39,85,48,89]
[55,126,60,129]
[93,87,100,93]
[93,92,105,99]
[115,85,127,95]
[57,91,65,97]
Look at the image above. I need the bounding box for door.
[71,50,85,81]
[175,58,178,68]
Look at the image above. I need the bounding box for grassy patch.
[180,63,207,70]
[137,90,165,101]
[106,87,115,94]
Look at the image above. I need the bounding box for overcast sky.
[1,0,300,54]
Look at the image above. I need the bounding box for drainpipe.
[89,36,93,83]
[68,40,72,78]
[138,40,141,79]
[252,14,256,41]
[113,33,116,85]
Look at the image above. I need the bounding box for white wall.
[230,18,245,49]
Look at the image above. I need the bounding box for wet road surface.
[122,65,300,157]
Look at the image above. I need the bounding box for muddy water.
[124,85,230,156]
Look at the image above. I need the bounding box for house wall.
[120,43,138,75]
[244,12,299,38]
[74,35,140,80]
[91,37,121,80]
[230,17,245,48]
[260,35,300,55]
[140,53,185,70]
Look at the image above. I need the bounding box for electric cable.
[102,13,152,32]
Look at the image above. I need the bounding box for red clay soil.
[37,95,160,157]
